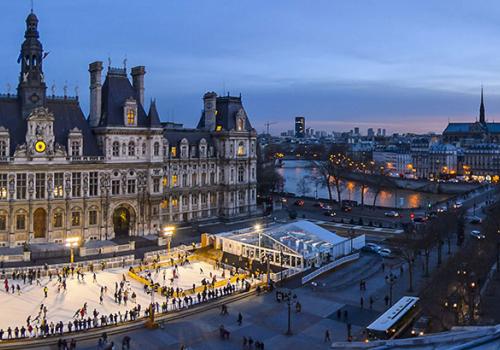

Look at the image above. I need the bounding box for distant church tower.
[479,87,486,124]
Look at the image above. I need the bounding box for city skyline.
[2,1,500,134]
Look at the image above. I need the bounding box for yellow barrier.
[127,257,248,298]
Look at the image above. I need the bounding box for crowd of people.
[0,253,255,344]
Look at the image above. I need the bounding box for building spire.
[479,86,486,124]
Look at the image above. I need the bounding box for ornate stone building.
[0,12,257,247]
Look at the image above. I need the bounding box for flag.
[17,53,22,63]
[42,52,50,60]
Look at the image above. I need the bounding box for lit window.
[127,109,135,125]
[71,211,81,226]
[216,125,222,132]
[53,212,63,228]
[237,142,246,156]
[0,174,7,199]
[171,146,177,157]
[172,174,178,186]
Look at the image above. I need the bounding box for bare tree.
[397,223,418,292]
[296,177,310,197]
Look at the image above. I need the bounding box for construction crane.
[264,121,277,135]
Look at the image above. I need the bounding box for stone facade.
[0,12,257,248]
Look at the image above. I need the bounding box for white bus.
[366,296,420,340]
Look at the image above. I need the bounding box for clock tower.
[17,11,47,118]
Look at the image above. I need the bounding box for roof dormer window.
[124,97,138,126]
[127,109,135,125]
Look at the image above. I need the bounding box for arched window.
[112,141,120,157]
[154,142,160,157]
[142,143,147,156]
[238,166,245,183]
[0,141,6,157]
[237,118,244,131]
[128,141,135,156]
[237,141,246,156]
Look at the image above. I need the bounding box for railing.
[0,254,135,279]
[143,243,201,261]
[79,241,135,257]
[301,252,360,285]
[47,95,78,101]
[67,156,105,162]
[269,267,305,282]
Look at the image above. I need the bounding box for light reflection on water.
[277,160,449,209]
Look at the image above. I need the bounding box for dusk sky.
[1,1,500,134]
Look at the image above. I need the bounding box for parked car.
[341,205,352,212]
[384,210,400,218]
[321,205,333,211]
[341,199,358,207]
[411,316,431,337]
[323,210,336,217]
[294,199,305,206]
[469,216,482,225]
[378,248,395,258]
[412,216,427,223]
[453,201,463,209]
[470,230,486,240]
[313,202,324,208]
[362,243,381,254]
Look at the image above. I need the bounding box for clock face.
[35,140,46,153]
[29,94,40,103]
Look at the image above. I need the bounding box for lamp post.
[65,236,80,263]
[281,289,297,336]
[385,272,397,306]
[162,226,175,256]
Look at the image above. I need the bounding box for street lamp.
[385,273,397,306]
[281,289,297,336]
[162,225,175,256]
[65,236,80,263]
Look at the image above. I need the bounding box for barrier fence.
[0,254,136,279]
[301,252,360,285]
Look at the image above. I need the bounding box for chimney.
[88,61,103,127]
[203,91,217,131]
[131,66,146,105]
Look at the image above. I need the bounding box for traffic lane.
[289,204,406,226]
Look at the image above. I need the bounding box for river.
[276,160,450,209]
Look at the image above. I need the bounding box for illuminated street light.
[162,225,175,256]
[65,236,80,263]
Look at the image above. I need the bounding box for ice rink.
[0,261,231,331]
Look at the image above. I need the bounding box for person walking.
[43,286,48,298]
[122,335,131,350]
[237,312,243,326]
[360,297,364,309]
[324,329,331,342]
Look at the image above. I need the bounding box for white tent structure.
[215,220,365,269]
